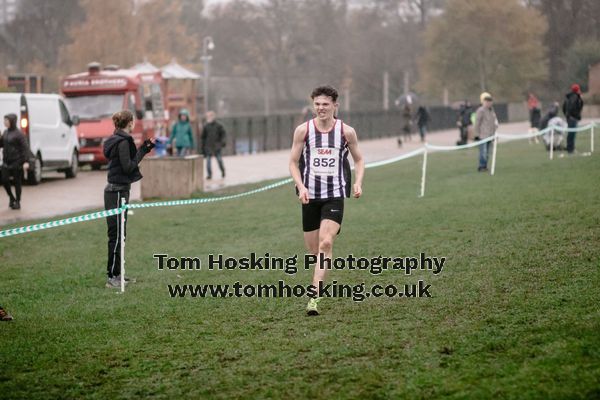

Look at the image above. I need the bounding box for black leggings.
[2,166,22,202]
[104,190,130,278]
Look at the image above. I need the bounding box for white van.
[0,93,80,184]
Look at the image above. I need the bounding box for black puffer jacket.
[103,130,149,185]
[201,121,226,153]
[562,92,584,121]
[0,114,29,169]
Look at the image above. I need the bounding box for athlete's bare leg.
[304,229,318,293]
[303,230,319,256]
[308,219,340,289]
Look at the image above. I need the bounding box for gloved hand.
[142,139,156,152]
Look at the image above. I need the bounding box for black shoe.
[221,171,225,178]
[206,176,212,180]
[0,306,13,321]
[478,167,488,172]
[9,199,15,208]
[10,201,20,210]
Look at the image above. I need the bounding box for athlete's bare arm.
[289,123,309,204]
[344,124,364,198]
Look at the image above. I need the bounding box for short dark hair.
[311,85,338,102]
[112,110,134,130]
[3,113,17,130]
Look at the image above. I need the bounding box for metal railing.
[216,104,508,155]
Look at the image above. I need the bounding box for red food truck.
[61,63,167,168]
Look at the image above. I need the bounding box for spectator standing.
[201,111,226,180]
[527,92,541,143]
[457,100,472,145]
[415,105,430,142]
[168,109,195,157]
[0,113,29,210]
[474,92,498,172]
[102,110,155,288]
[562,84,584,154]
[402,103,413,141]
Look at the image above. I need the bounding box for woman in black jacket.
[1,113,29,210]
[103,110,154,288]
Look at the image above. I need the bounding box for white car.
[0,93,80,184]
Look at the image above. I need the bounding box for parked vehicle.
[0,93,80,184]
[61,63,167,169]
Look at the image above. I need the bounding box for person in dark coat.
[402,103,413,141]
[0,113,29,210]
[102,110,154,288]
[539,102,560,131]
[415,106,430,142]
[201,110,226,179]
[527,92,541,144]
[457,100,472,145]
[528,93,541,129]
[562,83,584,154]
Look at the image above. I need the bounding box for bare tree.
[419,0,547,101]
[536,0,600,92]
[3,0,84,71]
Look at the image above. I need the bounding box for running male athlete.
[289,85,365,316]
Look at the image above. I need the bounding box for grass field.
[1,138,599,399]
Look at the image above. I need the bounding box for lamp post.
[201,36,215,114]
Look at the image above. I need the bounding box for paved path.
[202,120,537,190]
[1,120,590,226]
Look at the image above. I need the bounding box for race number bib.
[311,147,337,176]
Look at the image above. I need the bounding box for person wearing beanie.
[168,109,195,157]
[0,113,29,210]
[562,84,584,154]
[474,92,498,172]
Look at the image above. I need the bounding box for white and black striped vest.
[299,118,351,199]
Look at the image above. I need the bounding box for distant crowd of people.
[395,83,585,173]
[157,109,227,180]
[526,84,584,154]
[468,84,584,171]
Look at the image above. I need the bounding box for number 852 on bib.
[311,147,338,177]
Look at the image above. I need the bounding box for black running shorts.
[302,198,344,232]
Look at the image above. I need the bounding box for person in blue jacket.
[168,109,195,157]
